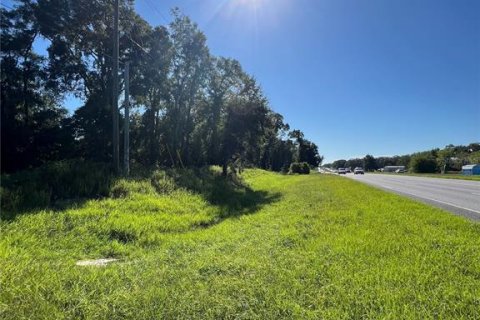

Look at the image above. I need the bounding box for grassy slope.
[1,170,479,319]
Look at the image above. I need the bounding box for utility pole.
[112,0,120,173]
[123,62,130,176]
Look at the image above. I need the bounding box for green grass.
[1,169,479,319]
[374,171,480,181]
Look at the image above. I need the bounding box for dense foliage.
[409,153,437,174]
[1,1,322,174]
[288,162,310,175]
[326,143,480,173]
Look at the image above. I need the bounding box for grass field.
[1,169,479,319]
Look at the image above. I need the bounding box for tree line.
[325,143,480,173]
[1,0,323,175]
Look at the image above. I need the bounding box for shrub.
[150,170,176,194]
[289,162,310,174]
[110,179,155,198]
[409,154,438,173]
[302,162,311,174]
[171,168,203,191]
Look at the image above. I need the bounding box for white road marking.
[379,186,480,215]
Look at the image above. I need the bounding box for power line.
[125,33,153,59]
[75,1,156,61]
[142,0,169,25]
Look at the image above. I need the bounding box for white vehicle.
[338,168,346,174]
[354,167,364,175]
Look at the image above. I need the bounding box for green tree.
[131,26,172,166]
[1,5,70,172]
[409,153,438,173]
[220,76,269,176]
[332,159,347,169]
[437,146,455,173]
[363,154,377,171]
[197,57,244,165]
[346,158,363,170]
[289,129,323,167]
[1,2,322,176]
[166,9,210,166]
[34,0,153,162]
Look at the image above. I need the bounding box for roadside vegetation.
[2,168,479,319]
[325,142,480,174]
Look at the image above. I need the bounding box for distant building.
[462,164,480,175]
[383,166,406,172]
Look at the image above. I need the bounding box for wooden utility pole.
[123,62,130,175]
[112,0,120,173]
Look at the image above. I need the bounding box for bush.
[150,170,176,194]
[110,179,155,198]
[289,162,310,174]
[302,162,311,174]
[409,154,438,173]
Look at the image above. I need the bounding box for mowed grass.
[1,170,480,319]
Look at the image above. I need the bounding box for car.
[338,168,346,174]
[354,167,364,174]
[345,168,351,173]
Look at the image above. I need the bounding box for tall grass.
[1,169,479,319]
[1,160,113,217]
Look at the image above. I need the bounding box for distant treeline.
[324,143,480,173]
[1,1,322,175]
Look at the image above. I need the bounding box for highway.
[345,173,480,221]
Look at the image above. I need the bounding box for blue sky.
[9,0,480,163]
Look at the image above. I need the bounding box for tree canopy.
[1,1,323,174]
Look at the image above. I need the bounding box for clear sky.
[12,0,480,163]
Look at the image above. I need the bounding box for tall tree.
[1,3,323,174]
[130,26,172,165]
[1,4,70,172]
[202,57,243,164]
[35,0,152,162]
[220,76,269,175]
[289,129,323,167]
[166,9,210,166]
[363,154,377,171]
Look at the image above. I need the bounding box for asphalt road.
[345,173,480,221]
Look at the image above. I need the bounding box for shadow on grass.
[163,167,282,226]
[1,160,113,222]
[1,163,281,226]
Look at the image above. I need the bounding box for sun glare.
[237,0,262,6]
[204,0,289,34]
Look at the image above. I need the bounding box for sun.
[205,0,288,32]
